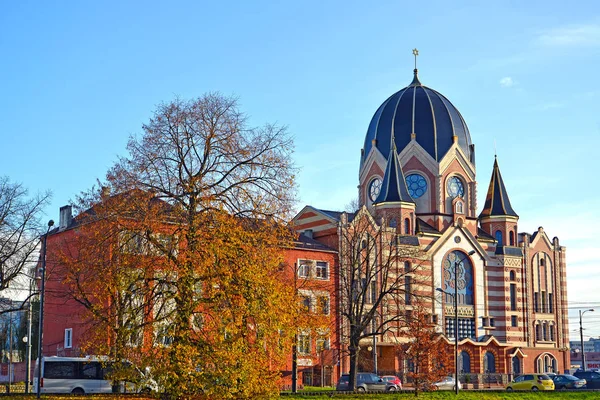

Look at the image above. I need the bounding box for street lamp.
[36,219,54,398]
[580,309,594,371]
[436,250,475,395]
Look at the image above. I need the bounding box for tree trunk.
[348,339,360,391]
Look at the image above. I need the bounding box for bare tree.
[337,206,431,390]
[0,176,50,311]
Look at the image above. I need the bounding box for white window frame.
[316,336,330,352]
[298,332,311,355]
[64,328,73,348]
[315,261,329,280]
[298,260,311,278]
[316,295,330,315]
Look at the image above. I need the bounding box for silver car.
[433,376,463,390]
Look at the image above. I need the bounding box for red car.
[381,375,402,390]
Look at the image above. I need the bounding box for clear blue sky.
[2,1,599,338]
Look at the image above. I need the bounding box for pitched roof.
[477,228,495,241]
[294,233,337,252]
[373,143,414,205]
[479,157,518,218]
[316,209,355,222]
[416,218,440,235]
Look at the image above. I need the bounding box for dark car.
[574,370,600,389]
[336,373,388,392]
[553,374,586,389]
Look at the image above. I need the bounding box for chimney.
[100,186,111,200]
[59,205,73,230]
[303,229,313,239]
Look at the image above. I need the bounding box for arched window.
[458,351,471,373]
[443,251,474,305]
[495,230,503,246]
[540,354,557,373]
[484,352,496,373]
[543,323,548,341]
[389,217,397,228]
[512,357,521,375]
[509,270,516,281]
[455,201,464,214]
[509,231,515,246]
[404,218,411,235]
[510,283,517,311]
[404,261,411,273]
[535,324,541,341]
[550,324,555,341]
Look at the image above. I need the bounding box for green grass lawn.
[283,391,600,399]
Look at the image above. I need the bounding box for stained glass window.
[446,176,465,198]
[442,251,474,305]
[405,173,427,199]
[369,177,382,202]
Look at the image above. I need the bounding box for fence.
[0,362,32,384]
[375,369,510,389]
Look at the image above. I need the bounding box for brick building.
[39,65,570,386]
[293,67,570,378]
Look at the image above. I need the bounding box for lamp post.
[436,250,475,395]
[580,309,594,371]
[36,220,54,398]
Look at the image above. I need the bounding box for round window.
[405,173,427,199]
[368,177,382,202]
[446,176,465,199]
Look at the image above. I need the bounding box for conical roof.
[479,157,518,218]
[374,142,414,205]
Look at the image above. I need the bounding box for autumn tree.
[403,307,452,395]
[54,189,177,373]
[94,93,299,398]
[337,206,430,391]
[0,176,50,313]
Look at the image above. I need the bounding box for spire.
[410,48,422,86]
[479,157,518,218]
[374,139,414,205]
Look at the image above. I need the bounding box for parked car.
[553,374,586,389]
[506,374,554,391]
[336,373,388,392]
[381,375,402,390]
[432,376,462,391]
[574,370,600,389]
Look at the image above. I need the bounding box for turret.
[479,157,519,249]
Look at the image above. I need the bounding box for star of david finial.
[412,48,419,69]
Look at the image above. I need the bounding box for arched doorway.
[458,351,471,373]
[484,352,496,373]
[512,357,521,375]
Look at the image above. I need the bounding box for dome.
[361,70,473,166]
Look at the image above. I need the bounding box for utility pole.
[25,277,34,393]
[580,309,595,371]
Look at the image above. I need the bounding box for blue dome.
[362,70,473,165]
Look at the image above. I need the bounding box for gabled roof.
[317,208,355,223]
[479,157,518,218]
[373,143,414,205]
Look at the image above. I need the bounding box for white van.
[33,356,157,394]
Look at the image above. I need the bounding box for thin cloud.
[537,23,600,47]
[534,102,564,111]
[499,77,515,87]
